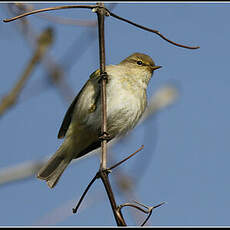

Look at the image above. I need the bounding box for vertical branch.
[95,3,126,226]
[96,2,108,171]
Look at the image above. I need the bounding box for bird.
[37,52,162,188]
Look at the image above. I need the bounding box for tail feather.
[37,148,71,188]
[46,159,70,188]
[37,138,101,188]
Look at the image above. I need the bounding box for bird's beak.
[151,65,162,71]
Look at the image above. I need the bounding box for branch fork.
[72,145,145,226]
[118,200,166,226]
[92,4,110,17]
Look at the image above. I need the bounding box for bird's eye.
[137,61,143,65]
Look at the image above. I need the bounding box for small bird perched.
[37,53,161,188]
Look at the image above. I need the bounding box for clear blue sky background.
[0,2,230,226]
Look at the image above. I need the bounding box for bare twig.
[139,201,165,226]
[72,173,98,213]
[72,145,143,217]
[7,2,97,27]
[107,10,200,50]
[96,3,109,171]
[118,200,165,226]
[3,3,199,50]
[108,145,144,171]
[3,5,95,23]
[118,202,149,214]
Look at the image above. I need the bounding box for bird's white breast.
[71,65,148,140]
[102,65,147,137]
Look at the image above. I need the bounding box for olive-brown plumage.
[37,53,161,188]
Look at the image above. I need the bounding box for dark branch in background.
[0,27,53,117]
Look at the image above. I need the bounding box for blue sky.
[0,2,230,226]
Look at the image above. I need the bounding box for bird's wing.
[57,69,100,139]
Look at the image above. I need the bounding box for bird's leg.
[98,131,111,141]
[98,71,109,83]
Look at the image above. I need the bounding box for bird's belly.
[82,79,146,138]
[107,104,142,137]
[105,84,144,137]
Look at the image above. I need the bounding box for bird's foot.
[99,131,111,141]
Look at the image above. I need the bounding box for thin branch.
[3,5,95,23]
[118,202,149,214]
[8,3,97,27]
[95,3,126,226]
[6,2,116,28]
[108,145,144,171]
[118,200,165,226]
[140,201,165,226]
[3,3,199,50]
[99,170,127,226]
[72,173,98,213]
[96,3,108,171]
[107,10,200,50]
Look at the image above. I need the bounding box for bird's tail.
[37,145,72,189]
